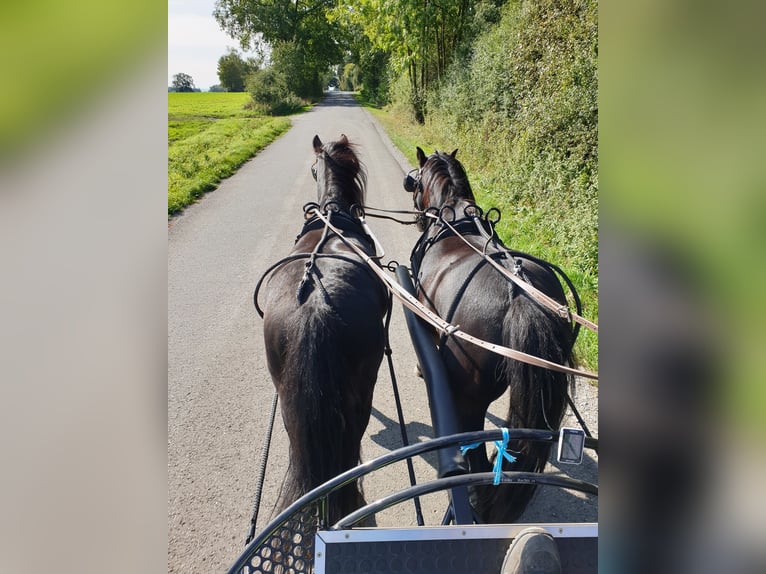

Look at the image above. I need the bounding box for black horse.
[406,147,577,523]
[260,135,387,526]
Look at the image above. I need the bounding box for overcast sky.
[168,0,260,90]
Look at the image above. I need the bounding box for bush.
[427,0,598,279]
[246,68,304,116]
[376,0,598,368]
[387,73,424,125]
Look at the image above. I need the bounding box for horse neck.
[429,192,475,218]
[319,180,359,214]
[426,170,473,206]
[422,194,476,244]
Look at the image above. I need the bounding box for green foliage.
[360,0,598,370]
[215,0,341,100]
[172,72,196,92]
[167,93,290,215]
[340,63,360,91]
[327,7,390,106]
[430,0,598,275]
[271,40,325,100]
[217,48,257,92]
[357,48,389,106]
[387,72,421,124]
[247,67,304,115]
[342,0,477,121]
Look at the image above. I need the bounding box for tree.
[340,63,360,91]
[337,0,474,122]
[172,73,196,93]
[214,0,342,100]
[217,49,257,92]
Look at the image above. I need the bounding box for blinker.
[403,169,420,193]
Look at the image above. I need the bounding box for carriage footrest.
[315,523,597,574]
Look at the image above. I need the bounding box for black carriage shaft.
[395,265,473,525]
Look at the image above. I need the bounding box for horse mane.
[422,151,475,207]
[321,138,367,208]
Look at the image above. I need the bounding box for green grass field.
[168,92,291,215]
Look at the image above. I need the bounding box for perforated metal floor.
[315,524,597,574]
[241,505,318,574]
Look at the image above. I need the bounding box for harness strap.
[244,390,279,545]
[254,206,385,317]
[357,205,422,226]
[311,209,598,381]
[297,217,332,304]
[382,295,425,526]
[424,211,599,334]
[253,253,379,318]
[298,207,377,250]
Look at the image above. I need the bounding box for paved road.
[168,91,597,573]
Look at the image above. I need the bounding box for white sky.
[168,0,260,90]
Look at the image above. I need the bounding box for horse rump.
[263,270,384,527]
[473,291,574,523]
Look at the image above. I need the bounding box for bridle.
[402,167,421,195]
[403,168,426,208]
[404,168,431,230]
[311,150,330,182]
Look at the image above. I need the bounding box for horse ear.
[313,135,323,153]
[416,147,427,167]
[339,133,348,145]
[450,148,458,158]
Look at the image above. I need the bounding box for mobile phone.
[557,427,585,464]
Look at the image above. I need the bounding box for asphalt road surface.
[168,91,598,573]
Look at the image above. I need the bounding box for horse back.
[416,237,569,404]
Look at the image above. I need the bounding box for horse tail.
[477,292,574,523]
[272,311,368,526]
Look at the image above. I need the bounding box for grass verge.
[168,93,291,216]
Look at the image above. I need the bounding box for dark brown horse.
[406,147,576,523]
[260,135,387,526]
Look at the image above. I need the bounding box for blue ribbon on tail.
[460,427,517,485]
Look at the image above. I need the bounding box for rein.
[310,208,598,381]
[358,204,422,226]
[422,209,599,334]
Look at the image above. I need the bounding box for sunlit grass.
[168,92,255,119]
[168,93,291,215]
